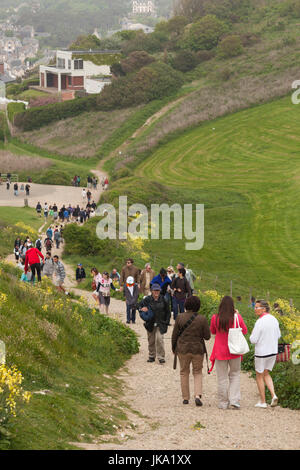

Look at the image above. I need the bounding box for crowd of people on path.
[12,216,282,412]
[35,201,97,223]
[13,226,67,295]
[89,257,282,411]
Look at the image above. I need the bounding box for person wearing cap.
[124,276,139,324]
[76,264,86,284]
[138,283,171,364]
[24,242,44,283]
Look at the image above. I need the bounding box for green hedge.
[14,95,98,131]
[7,102,26,124]
[6,78,39,97]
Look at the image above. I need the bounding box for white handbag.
[228,313,249,355]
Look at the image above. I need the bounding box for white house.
[39,50,118,94]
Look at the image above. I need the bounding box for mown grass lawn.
[133,95,300,305]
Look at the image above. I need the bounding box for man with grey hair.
[140,262,155,296]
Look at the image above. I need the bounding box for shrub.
[217,35,243,58]
[14,95,98,131]
[182,15,228,51]
[172,50,198,72]
[196,49,215,63]
[7,102,26,124]
[121,51,155,75]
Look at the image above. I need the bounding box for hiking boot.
[147,357,155,363]
[195,396,203,407]
[159,359,165,364]
[183,400,189,405]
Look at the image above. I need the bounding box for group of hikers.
[71,174,108,191]
[90,258,281,410]
[13,227,67,294]
[35,201,97,223]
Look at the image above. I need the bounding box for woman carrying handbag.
[210,296,248,410]
[172,296,211,406]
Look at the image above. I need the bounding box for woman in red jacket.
[24,243,44,283]
[210,296,247,410]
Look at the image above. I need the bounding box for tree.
[182,15,228,51]
[217,34,243,58]
[172,50,197,72]
[121,51,155,75]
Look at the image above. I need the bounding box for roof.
[0,73,15,83]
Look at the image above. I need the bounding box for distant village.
[0,1,162,97]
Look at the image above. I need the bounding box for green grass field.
[129,95,300,304]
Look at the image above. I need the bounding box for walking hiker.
[140,263,155,296]
[44,203,49,220]
[24,242,44,283]
[124,276,139,324]
[138,283,171,364]
[36,202,42,217]
[76,263,86,284]
[172,296,211,406]
[91,268,102,311]
[42,252,54,279]
[171,268,191,320]
[120,258,141,290]
[25,184,30,196]
[44,236,53,253]
[13,182,18,196]
[35,237,42,252]
[177,262,196,294]
[46,226,53,240]
[96,271,118,315]
[150,268,172,297]
[53,255,67,294]
[209,296,248,410]
[250,300,281,409]
[54,228,61,249]
[82,188,87,202]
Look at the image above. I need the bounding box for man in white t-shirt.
[250,299,281,409]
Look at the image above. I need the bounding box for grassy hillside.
[99,95,300,305]
[0,261,138,450]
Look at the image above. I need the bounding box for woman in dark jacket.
[172,296,211,406]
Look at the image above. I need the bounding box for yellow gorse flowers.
[0,365,32,421]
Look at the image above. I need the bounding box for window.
[57,57,65,69]
[68,76,72,86]
[74,59,83,70]
[68,59,71,69]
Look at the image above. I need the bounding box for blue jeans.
[172,297,185,320]
[126,304,136,323]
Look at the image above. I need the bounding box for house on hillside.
[39,50,120,96]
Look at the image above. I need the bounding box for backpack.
[35,239,42,251]
[139,306,155,322]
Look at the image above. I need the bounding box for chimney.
[0,63,4,74]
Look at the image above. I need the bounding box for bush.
[97,61,183,110]
[121,51,155,75]
[182,15,228,51]
[196,49,215,63]
[172,50,198,72]
[14,95,98,131]
[7,102,26,124]
[217,35,243,58]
